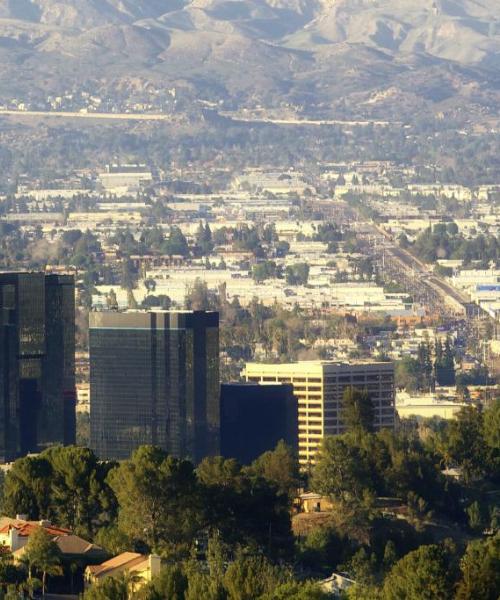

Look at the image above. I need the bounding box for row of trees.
[314,395,499,509]
[395,340,456,392]
[307,398,500,599]
[84,548,330,600]
[252,262,311,286]
[411,224,500,265]
[1,400,498,597]
[345,535,500,600]
[1,443,299,559]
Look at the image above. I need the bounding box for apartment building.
[242,361,395,466]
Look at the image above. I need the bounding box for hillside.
[0,0,499,120]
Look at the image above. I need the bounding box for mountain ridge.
[0,0,499,119]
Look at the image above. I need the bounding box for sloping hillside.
[0,0,498,118]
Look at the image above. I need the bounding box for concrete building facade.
[242,361,395,466]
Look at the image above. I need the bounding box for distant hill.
[0,0,499,120]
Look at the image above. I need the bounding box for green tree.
[483,399,500,478]
[3,455,53,520]
[108,446,202,551]
[252,261,277,282]
[185,278,214,310]
[223,554,283,600]
[141,564,188,600]
[341,387,374,433]
[382,545,451,600]
[184,571,226,600]
[120,259,136,290]
[395,357,420,392]
[417,343,434,392]
[22,528,62,596]
[142,294,172,310]
[285,263,310,286]
[483,399,500,449]
[0,560,25,592]
[455,534,500,600]
[434,338,455,386]
[312,435,373,503]
[341,547,377,585]
[94,525,132,556]
[83,575,129,600]
[197,456,294,558]
[249,441,301,501]
[195,222,214,256]
[259,580,331,600]
[466,501,485,533]
[297,525,345,575]
[43,446,116,537]
[382,540,397,571]
[163,226,189,256]
[262,224,278,244]
[275,240,290,257]
[106,289,118,310]
[444,406,487,482]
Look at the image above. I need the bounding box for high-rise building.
[0,273,76,459]
[89,311,220,462]
[242,361,395,467]
[220,382,297,464]
[0,319,19,463]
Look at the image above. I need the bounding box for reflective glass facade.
[0,322,19,462]
[220,383,298,464]
[42,275,76,449]
[89,311,220,462]
[0,273,76,459]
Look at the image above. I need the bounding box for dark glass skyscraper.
[0,273,76,460]
[0,320,19,463]
[89,311,220,462]
[220,383,298,464]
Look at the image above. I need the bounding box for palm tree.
[22,528,63,596]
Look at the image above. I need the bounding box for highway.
[364,222,469,317]
[218,111,396,128]
[0,109,174,122]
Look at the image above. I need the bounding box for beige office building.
[242,361,395,466]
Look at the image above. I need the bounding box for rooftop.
[87,552,148,578]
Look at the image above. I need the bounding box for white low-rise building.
[396,391,468,420]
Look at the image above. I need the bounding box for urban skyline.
[0,1,498,597]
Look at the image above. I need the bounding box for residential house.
[85,552,162,591]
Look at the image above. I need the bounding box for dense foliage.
[0,402,498,598]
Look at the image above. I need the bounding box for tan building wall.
[242,361,395,466]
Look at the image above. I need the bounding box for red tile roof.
[0,517,71,538]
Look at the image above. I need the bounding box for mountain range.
[0,0,499,119]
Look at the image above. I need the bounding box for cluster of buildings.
[89,309,395,467]
[2,158,496,466]
[0,272,396,470]
[0,514,160,594]
[2,84,178,116]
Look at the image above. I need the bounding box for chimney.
[149,554,162,577]
[39,520,52,528]
[9,527,20,552]
[15,514,28,521]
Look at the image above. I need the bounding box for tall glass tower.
[89,311,220,462]
[0,319,19,463]
[0,273,76,460]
